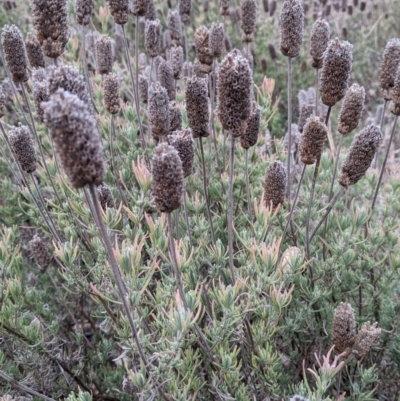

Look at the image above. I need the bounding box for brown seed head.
[268,43,277,60]
[220,0,230,16]
[299,116,327,164]
[0,86,6,118]
[195,26,213,73]
[32,67,48,83]
[320,38,353,107]
[179,0,191,24]
[186,76,209,138]
[96,36,114,75]
[279,0,304,58]
[332,302,356,354]
[169,101,182,133]
[145,19,161,58]
[42,89,104,189]
[8,125,36,173]
[338,83,365,135]
[379,39,400,100]
[146,0,157,20]
[132,0,148,16]
[139,74,149,103]
[339,125,382,187]
[29,235,51,269]
[209,22,225,58]
[298,103,314,133]
[25,32,45,69]
[1,25,29,83]
[97,184,115,210]
[168,10,182,45]
[33,77,49,124]
[390,65,400,116]
[151,142,184,213]
[167,129,194,177]
[75,0,95,25]
[31,0,69,59]
[217,49,253,137]
[106,0,130,25]
[264,161,286,211]
[148,82,170,139]
[352,322,381,359]
[193,58,206,78]
[169,45,184,80]
[240,105,260,149]
[158,59,176,101]
[241,0,257,43]
[310,18,330,69]
[103,73,121,114]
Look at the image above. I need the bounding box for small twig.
[245,149,251,217]
[183,182,193,248]
[286,57,293,199]
[227,134,236,283]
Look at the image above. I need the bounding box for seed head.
[352,322,381,359]
[0,86,6,118]
[169,45,184,80]
[209,22,225,58]
[220,0,230,16]
[339,124,382,187]
[158,59,176,101]
[106,0,130,25]
[379,39,400,100]
[217,49,253,137]
[299,116,327,164]
[193,58,206,78]
[42,89,104,189]
[320,38,353,107]
[97,184,115,210]
[103,73,120,114]
[390,65,400,116]
[148,82,170,140]
[169,101,182,133]
[25,32,45,69]
[194,26,213,73]
[310,18,330,69]
[151,143,184,213]
[167,129,194,177]
[8,125,36,173]
[338,84,365,135]
[186,76,209,138]
[139,75,148,103]
[31,0,69,59]
[33,78,49,124]
[279,0,304,58]
[332,302,356,354]
[182,61,193,81]
[1,25,29,83]
[241,0,257,43]
[145,19,161,58]
[168,10,182,45]
[32,67,48,83]
[146,0,157,20]
[240,105,260,149]
[264,161,286,211]
[268,43,277,60]
[96,36,114,75]
[298,103,314,133]
[242,48,254,71]
[75,0,95,25]
[132,0,148,16]
[29,235,51,269]
[179,0,191,24]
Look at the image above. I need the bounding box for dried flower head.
[310,18,330,69]
[195,26,213,73]
[25,32,45,69]
[132,0,148,16]
[42,89,104,189]
[240,105,260,149]
[139,74,148,103]
[75,0,95,25]
[332,302,356,354]
[33,79,49,124]
[151,142,184,213]
[167,129,194,177]
[298,103,314,133]
[264,161,286,211]
[268,43,277,60]
[1,25,29,83]
[186,76,209,138]
[168,10,182,45]
[339,124,381,187]
[8,125,36,173]
[29,235,51,269]
[182,61,193,81]
[145,19,161,58]
[158,59,176,101]
[169,101,182,133]
[103,73,120,114]
[220,0,230,16]
[241,0,257,43]
[390,65,400,116]
[179,0,191,24]
[338,84,365,135]
[379,39,400,100]
[96,36,114,75]
[193,58,206,78]
[279,0,304,58]
[97,184,115,210]
[320,38,353,107]
[209,22,225,58]
[31,0,69,59]
[0,86,6,118]
[352,322,381,359]
[106,0,130,25]
[148,82,170,139]
[169,45,184,80]
[299,116,327,164]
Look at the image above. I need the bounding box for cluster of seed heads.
[168,10,182,45]
[29,235,51,269]
[240,105,260,149]
[169,101,182,133]
[8,126,37,174]
[145,0,157,21]
[169,45,184,80]
[299,116,327,165]
[195,26,213,73]
[145,19,161,58]
[186,76,209,138]
[379,38,400,100]
[103,74,121,115]
[138,75,148,103]
[148,82,170,141]
[352,322,381,359]
[75,0,95,26]
[179,0,191,24]
[96,36,114,75]
[338,83,365,135]
[32,69,49,124]
[25,32,45,69]
[390,66,400,116]
[97,184,115,211]
[332,302,356,354]
[158,59,176,101]
[106,0,130,25]
[132,0,148,17]
[167,129,194,177]
[263,161,286,211]
[279,0,304,58]
[310,18,330,69]
[209,23,225,58]
[241,0,257,43]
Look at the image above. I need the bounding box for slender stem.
[286,57,293,199]
[199,137,216,246]
[109,114,116,175]
[370,115,398,212]
[183,23,189,63]
[309,186,346,243]
[245,149,251,217]
[183,182,193,248]
[20,82,63,208]
[373,99,388,169]
[315,69,319,117]
[306,157,321,260]
[325,106,332,126]
[227,135,236,283]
